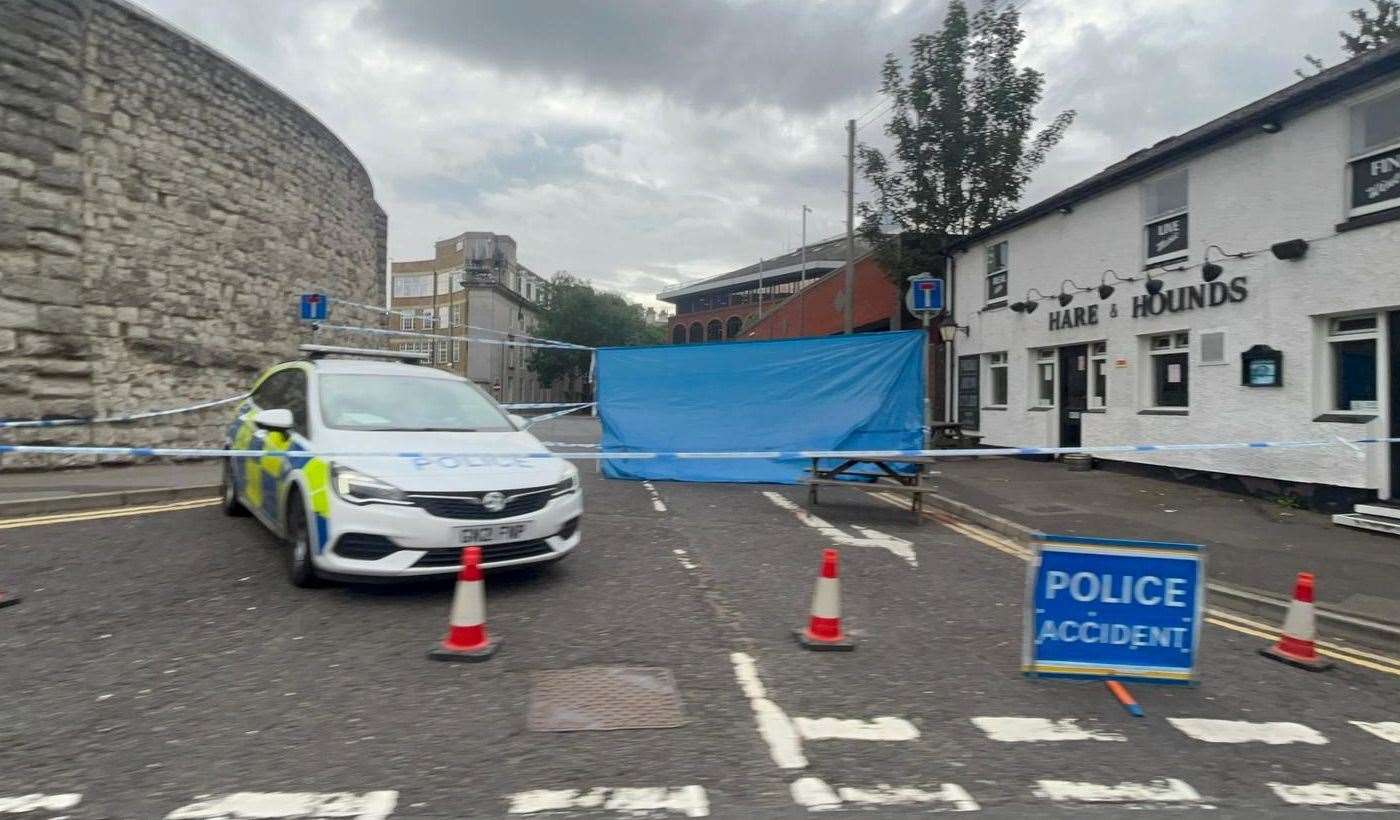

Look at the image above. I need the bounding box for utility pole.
[431,269,440,366]
[799,204,810,336]
[757,257,765,321]
[844,118,855,334]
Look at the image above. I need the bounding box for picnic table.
[803,455,939,521]
[929,421,983,449]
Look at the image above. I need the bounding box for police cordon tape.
[521,403,595,425]
[1,436,1396,461]
[0,394,249,429]
[312,321,593,351]
[320,294,589,351]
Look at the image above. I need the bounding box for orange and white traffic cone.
[1259,572,1332,672]
[795,548,854,651]
[428,546,499,662]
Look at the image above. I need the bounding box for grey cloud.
[355,0,945,112]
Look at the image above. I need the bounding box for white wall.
[953,77,1400,490]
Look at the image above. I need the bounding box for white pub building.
[946,41,1400,514]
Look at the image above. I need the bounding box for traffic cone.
[428,546,499,662]
[1259,572,1332,671]
[795,549,854,651]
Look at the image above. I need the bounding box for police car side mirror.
[252,408,294,430]
[509,413,529,429]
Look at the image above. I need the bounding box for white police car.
[220,345,582,586]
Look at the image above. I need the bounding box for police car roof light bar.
[298,343,429,364]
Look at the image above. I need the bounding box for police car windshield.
[318,374,514,432]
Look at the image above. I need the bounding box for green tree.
[1300,0,1399,76]
[856,0,1074,287]
[527,273,658,390]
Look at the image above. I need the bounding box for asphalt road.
[1,442,1397,817]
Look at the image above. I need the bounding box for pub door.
[1059,344,1089,448]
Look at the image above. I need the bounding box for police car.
[220,345,582,586]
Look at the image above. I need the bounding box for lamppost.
[798,204,811,336]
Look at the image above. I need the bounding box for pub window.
[1089,341,1108,408]
[986,351,1008,407]
[1327,314,1379,411]
[1148,332,1189,408]
[1034,348,1056,407]
[1142,169,1188,266]
[985,241,1008,306]
[1349,86,1400,217]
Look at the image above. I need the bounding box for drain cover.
[527,666,686,732]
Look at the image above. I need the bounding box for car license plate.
[458,522,529,544]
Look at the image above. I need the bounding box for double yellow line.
[0,497,220,530]
[869,491,1400,677]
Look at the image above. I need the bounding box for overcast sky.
[132,0,1363,308]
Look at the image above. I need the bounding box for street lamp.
[938,316,969,342]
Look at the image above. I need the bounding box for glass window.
[1089,343,1108,408]
[1328,313,1380,411]
[1348,89,1400,216]
[1034,349,1055,406]
[1143,170,1188,264]
[986,351,1008,406]
[1148,332,1189,408]
[1351,86,1400,155]
[319,374,512,432]
[399,312,413,331]
[985,241,1008,304]
[251,369,307,435]
[391,275,433,298]
[1143,170,1188,220]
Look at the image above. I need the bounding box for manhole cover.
[527,666,686,732]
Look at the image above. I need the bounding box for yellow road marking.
[0,498,220,529]
[866,490,1400,677]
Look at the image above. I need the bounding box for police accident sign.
[1022,534,1205,685]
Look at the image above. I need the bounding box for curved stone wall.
[0,0,387,460]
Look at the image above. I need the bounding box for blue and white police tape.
[1,436,1396,461]
[322,295,592,351]
[312,322,592,351]
[501,402,597,411]
[0,394,249,429]
[520,403,595,425]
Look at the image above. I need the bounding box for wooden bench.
[803,456,939,522]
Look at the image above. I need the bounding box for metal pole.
[431,270,439,366]
[844,118,855,334]
[922,312,933,449]
[757,257,765,321]
[799,205,809,336]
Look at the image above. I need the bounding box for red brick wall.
[741,257,899,339]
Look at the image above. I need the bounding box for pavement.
[0,418,1397,818]
[925,457,1400,627]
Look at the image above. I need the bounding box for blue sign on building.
[1023,534,1205,685]
[299,293,328,321]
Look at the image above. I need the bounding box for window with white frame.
[985,241,1008,305]
[1147,332,1190,408]
[391,274,433,298]
[399,311,413,331]
[1348,87,1400,217]
[1034,348,1056,407]
[1089,341,1108,408]
[1142,170,1188,266]
[986,351,1008,406]
[450,304,462,327]
[418,309,435,330]
[1327,314,1379,411]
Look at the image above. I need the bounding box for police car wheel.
[285,499,320,588]
[220,460,247,517]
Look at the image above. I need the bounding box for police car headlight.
[331,464,410,506]
[552,471,578,497]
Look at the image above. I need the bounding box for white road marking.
[1268,782,1400,807]
[164,791,397,819]
[1166,718,1328,745]
[762,491,917,566]
[670,549,698,570]
[507,786,709,817]
[835,784,979,812]
[642,481,667,512]
[1033,778,1203,804]
[794,716,919,742]
[0,794,82,813]
[1352,720,1400,743]
[729,652,807,769]
[789,778,842,811]
[970,717,1125,743]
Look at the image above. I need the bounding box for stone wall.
[0,0,386,465]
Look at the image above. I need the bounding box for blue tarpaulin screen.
[597,330,925,483]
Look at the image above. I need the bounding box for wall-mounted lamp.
[1056,279,1093,307]
[1271,238,1309,260]
[1259,119,1283,134]
[1144,272,1164,295]
[1097,269,1133,300]
[938,316,970,342]
[1201,244,1252,282]
[1011,288,1049,315]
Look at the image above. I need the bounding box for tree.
[1299,1,1400,76]
[856,0,1074,288]
[527,273,658,390]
